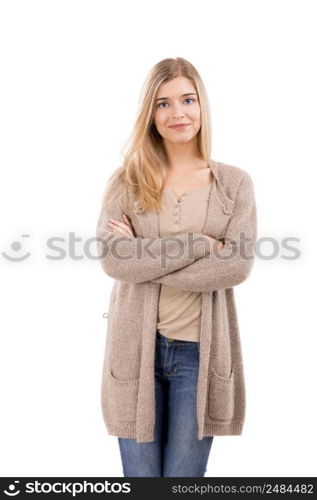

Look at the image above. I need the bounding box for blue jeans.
[117,330,214,477]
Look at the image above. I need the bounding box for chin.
[168,137,192,145]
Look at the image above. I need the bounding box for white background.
[0,0,316,477]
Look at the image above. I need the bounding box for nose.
[170,102,185,118]
[172,108,185,119]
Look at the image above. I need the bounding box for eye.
[157,98,196,109]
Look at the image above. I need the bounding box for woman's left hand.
[107,214,136,237]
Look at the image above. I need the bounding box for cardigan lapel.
[134,159,234,240]
[203,159,234,238]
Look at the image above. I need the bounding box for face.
[153,76,201,145]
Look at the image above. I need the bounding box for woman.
[96,57,257,477]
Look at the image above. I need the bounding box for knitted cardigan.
[96,159,257,443]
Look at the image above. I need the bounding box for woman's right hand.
[107,214,136,237]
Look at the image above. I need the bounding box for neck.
[163,139,205,173]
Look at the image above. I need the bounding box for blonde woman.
[96,57,257,477]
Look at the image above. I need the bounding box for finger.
[109,218,134,233]
[108,224,130,236]
[123,214,136,236]
[108,218,127,228]
[123,214,132,225]
[108,217,135,237]
[110,217,135,235]
[108,222,134,237]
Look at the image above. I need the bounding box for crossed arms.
[96,173,257,291]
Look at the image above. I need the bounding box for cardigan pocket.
[108,369,139,423]
[208,365,235,421]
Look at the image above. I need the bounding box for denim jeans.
[117,330,214,477]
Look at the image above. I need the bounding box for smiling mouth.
[169,124,190,130]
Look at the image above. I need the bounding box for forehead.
[157,76,196,97]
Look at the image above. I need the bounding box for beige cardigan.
[96,159,257,443]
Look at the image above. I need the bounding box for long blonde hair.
[102,57,212,214]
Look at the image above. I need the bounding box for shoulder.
[102,164,131,211]
[215,160,253,184]
[214,160,254,201]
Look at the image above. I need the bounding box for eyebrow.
[155,92,197,102]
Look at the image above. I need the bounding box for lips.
[169,124,190,130]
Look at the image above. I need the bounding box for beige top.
[156,183,213,342]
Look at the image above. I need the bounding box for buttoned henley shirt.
[156,183,213,342]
